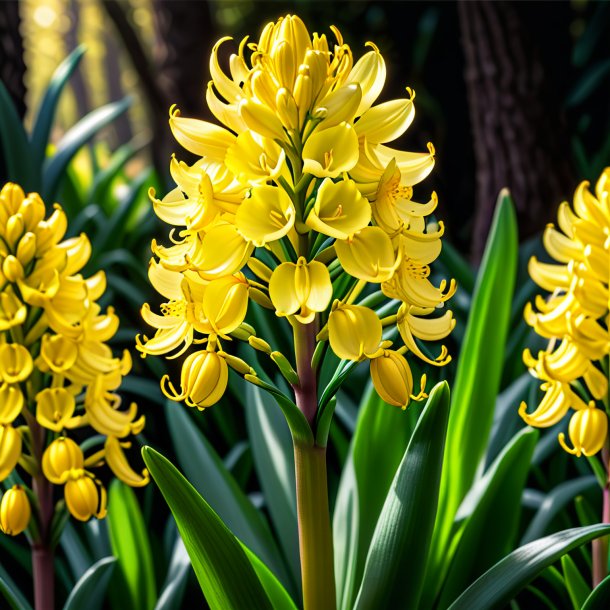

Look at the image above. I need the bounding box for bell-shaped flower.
[559,405,608,457]
[104,436,150,487]
[518,380,587,428]
[302,122,359,178]
[225,132,287,185]
[335,226,399,282]
[269,257,332,323]
[189,223,254,280]
[0,288,26,331]
[36,387,76,432]
[162,349,228,409]
[355,89,415,145]
[0,343,33,383]
[0,425,21,481]
[239,98,286,140]
[64,473,107,521]
[369,349,415,409]
[236,186,296,246]
[328,302,382,361]
[0,384,23,424]
[42,437,84,484]
[313,83,362,130]
[198,273,250,336]
[305,178,371,240]
[0,485,30,535]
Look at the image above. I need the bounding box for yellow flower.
[225,132,286,185]
[162,349,229,409]
[197,273,250,336]
[104,437,150,487]
[0,384,24,424]
[305,178,371,240]
[35,387,76,431]
[64,473,107,521]
[0,486,30,535]
[521,169,610,456]
[302,123,359,178]
[0,425,21,481]
[559,405,608,457]
[328,302,382,361]
[369,349,415,409]
[0,343,33,383]
[236,186,295,246]
[42,437,84,484]
[269,257,332,323]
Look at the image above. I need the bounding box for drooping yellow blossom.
[520,169,610,456]
[141,14,454,413]
[0,183,148,532]
[0,486,31,535]
[369,349,420,409]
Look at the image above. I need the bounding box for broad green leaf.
[437,428,539,609]
[108,481,157,610]
[0,81,33,188]
[60,522,92,581]
[521,476,597,544]
[447,525,610,610]
[42,97,131,200]
[165,403,291,588]
[428,191,518,599]
[63,556,116,610]
[560,554,590,610]
[155,537,192,610]
[30,45,86,172]
[582,574,610,610]
[347,382,422,607]
[333,450,360,610]
[244,383,300,590]
[0,570,32,610]
[142,446,273,610]
[354,382,450,610]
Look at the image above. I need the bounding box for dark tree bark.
[458,0,575,261]
[0,0,26,119]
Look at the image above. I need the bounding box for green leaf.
[521,476,597,544]
[354,382,451,610]
[344,383,422,608]
[428,191,518,599]
[60,522,92,581]
[437,428,538,609]
[30,45,86,172]
[244,383,300,591]
[566,59,610,108]
[446,525,610,610]
[582,574,610,610]
[108,481,157,610]
[560,554,590,610]
[0,571,32,610]
[0,81,33,188]
[42,97,132,200]
[63,556,116,610]
[142,446,273,610]
[165,402,291,588]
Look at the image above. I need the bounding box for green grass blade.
[42,97,132,200]
[30,45,86,171]
[0,570,32,610]
[154,537,191,610]
[581,574,610,610]
[521,476,598,544]
[165,402,291,588]
[142,446,273,610]
[428,191,518,598]
[108,481,157,610]
[244,383,300,590]
[446,525,610,610]
[353,382,451,610]
[561,554,590,610]
[62,556,116,610]
[437,428,538,609]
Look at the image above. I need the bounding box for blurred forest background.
[1,0,610,261]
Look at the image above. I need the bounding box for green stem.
[293,441,336,610]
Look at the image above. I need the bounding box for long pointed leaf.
[447,525,610,610]
[581,573,610,609]
[154,537,191,610]
[142,446,273,610]
[0,571,32,610]
[354,382,450,610]
[63,557,116,610]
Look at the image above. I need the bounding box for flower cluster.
[138,14,455,411]
[0,183,147,536]
[520,169,610,457]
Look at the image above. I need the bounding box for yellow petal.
[328,302,382,361]
[0,425,21,481]
[559,406,608,457]
[302,122,359,178]
[369,349,414,408]
[347,45,386,116]
[105,437,149,487]
[42,437,84,484]
[355,94,415,144]
[202,273,250,335]
[0,384,23,424]
[36,388,76,432]
[0,485,30,535]
[0,344,33,383]
[314,83,362,129]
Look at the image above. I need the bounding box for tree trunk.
[458,0,575,262]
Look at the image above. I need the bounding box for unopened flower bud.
[0,485,31,535]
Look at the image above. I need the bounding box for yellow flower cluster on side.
[138,14,455,411]
[0,183,148,535]
[520,169,610,457]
